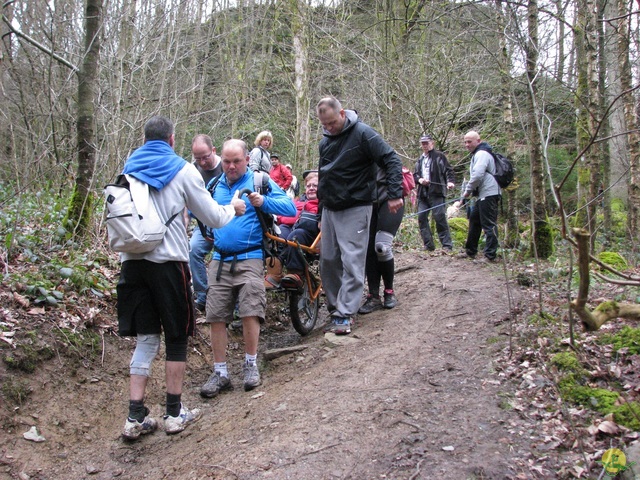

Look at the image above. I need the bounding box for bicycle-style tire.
[289,276,319,336]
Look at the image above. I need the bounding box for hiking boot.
[475,256,496,264]
[200,371,233,398]
[243,362,261,391]
[325,317,352,335]
[383,290,398,309]
[280,273,303,291]
[163,404,201,434]
[455,252,475,260]
[122,410,158,440]
[358,295,382,314]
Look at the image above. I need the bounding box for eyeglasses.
[193,152,212,162]
[306,184,318,189]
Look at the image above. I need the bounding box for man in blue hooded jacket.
[118,116,245,440]
[200,139,296,398]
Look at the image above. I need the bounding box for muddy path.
[1,252,534,480]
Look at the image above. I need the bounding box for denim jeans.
[189,227,213,306]
[465,195,500,260]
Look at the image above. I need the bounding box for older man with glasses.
[189,134,222,312]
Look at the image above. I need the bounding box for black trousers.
[417,194,452,250]
[465,195,500,260]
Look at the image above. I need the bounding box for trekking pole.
[403,197,460,218]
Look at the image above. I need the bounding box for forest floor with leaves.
[1,247,640,479]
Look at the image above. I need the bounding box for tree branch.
[570,228,640,331]
[1,14,78,72]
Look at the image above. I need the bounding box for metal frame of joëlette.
[264,230,323,301]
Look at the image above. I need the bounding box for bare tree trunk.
[65,0,102,236]
[597,0,611,243]
[527,0,553,258]
[291,0,311,169]
[616,0,640,242]
[574,0,600,250]
[554,0,567,83]
[497,0,519,249]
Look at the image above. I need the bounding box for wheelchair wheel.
[289,275,319,336]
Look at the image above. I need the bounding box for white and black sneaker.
[163,404,202,434]
[122,409,158,440]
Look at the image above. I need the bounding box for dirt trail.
[1,252,532,480]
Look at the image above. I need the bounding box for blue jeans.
[189,227,213,306]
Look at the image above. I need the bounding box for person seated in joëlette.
[265,170,319,290]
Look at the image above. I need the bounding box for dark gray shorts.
[205,258,266,323]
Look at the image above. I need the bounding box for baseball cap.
[271,152,280,159]
[285,163,293,170]
[419,135,433,143]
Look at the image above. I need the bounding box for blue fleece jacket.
[212,171,296,261]
[122,140,185,190]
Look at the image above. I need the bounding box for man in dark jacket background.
[316,96,403,335]
[413,135,455,252]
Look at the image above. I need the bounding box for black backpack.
[491,152,515,188]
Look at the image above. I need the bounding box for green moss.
[531,219,555,259]
[1,376,31,406]
[559,382,619,414]
[63,186,94,237]
[598,326,640,354]
[551,352,584,374]
[2,341,53,373]
[595,301,618,314]
[598,252,628,270]
[448,217,468,248]
[527,312,557,327]
[611,198,625,213]
[54,328,100,361]
[611,403,640,430]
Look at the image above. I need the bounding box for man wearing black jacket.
[316,96,403,334]
[413,135,455,251]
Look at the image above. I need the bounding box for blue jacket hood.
[123,140,186,190]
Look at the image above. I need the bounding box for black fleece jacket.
[317,110,403,211]
[412,149,455,198]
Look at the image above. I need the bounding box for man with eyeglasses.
[189,134,222,312]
